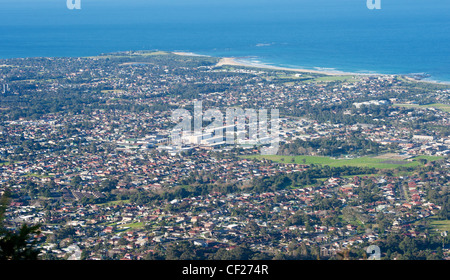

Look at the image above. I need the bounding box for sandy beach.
[171,52,355,75]
[171,52,446,83]
[215,57,449,84]
[214,57,359,76]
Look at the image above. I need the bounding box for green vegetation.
[147,241,269,260]
[96,199,131,207]
[0,189,41,260]
[23,173,53,179]
[249,165,378,192]
[373,231,445,260]
[277,136,393,157]
[243,154,443,169]
[394,103,450,113]
[118,222,144,229]
[429,217,450,233]
[309,75,361,83]
[138,51,170,56]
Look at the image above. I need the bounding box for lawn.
[97,199,131,206]
[414,155,445,162]
[118,222,145,229]
[23,173,53,178]
[310,75,361,83]
[427,216,450,234]
[393,103,450,113]
[140,51,169,56]
[88,51,168,60]
[243,154,443,169]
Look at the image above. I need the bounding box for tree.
[418,158,428,165]
[336,249,350,260]
[246,220,260,234]
[165,241,198,260]
[0,189,41,260]
[71,175,82,188]
[0,224,41,260]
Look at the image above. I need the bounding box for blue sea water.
[0,0,449,82]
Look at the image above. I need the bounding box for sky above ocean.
[0,0,449,82]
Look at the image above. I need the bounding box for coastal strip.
[173,51,442,84]
[214,57,354,76]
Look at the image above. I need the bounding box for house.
[193,239,209,247]
[103,226,114,233]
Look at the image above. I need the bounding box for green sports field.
[243,154,443,169]
[393,103,450,113]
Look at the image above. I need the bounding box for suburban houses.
[0,51,449,260]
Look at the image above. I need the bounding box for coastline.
[199,54,449,85]
[170,51,370,76]
[214,57,359,76]
[2,49,448,85]
[402,74,450,85]
[172,51,211,57]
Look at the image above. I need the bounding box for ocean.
[1,0,449,83]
